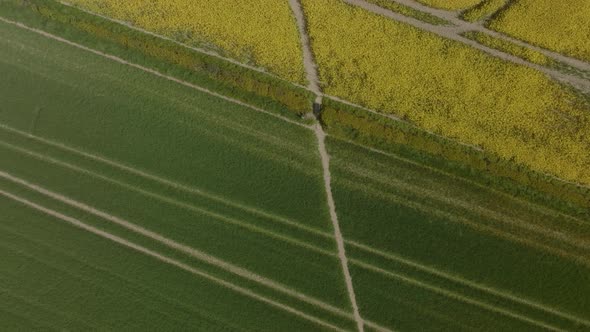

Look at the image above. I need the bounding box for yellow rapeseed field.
[488,0,590,62]
[461,0,507,22]
[67,0,305,83]
[463,32,558,68]
[364,0,449,25]
[415,0,482,10]
[302,0,590,185]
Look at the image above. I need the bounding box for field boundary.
[1,1,587,214]
[47,0,493,152]
[0,17,312,130]
[320,98,590,216]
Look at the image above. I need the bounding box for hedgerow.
[488,0,590,62]
[320,98,590,214]
[6,0,313,116]
[66,0,306,83]
[302,0,590,186]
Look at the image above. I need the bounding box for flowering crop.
[303,0,590,185]
[461,0,506,22]
[67,0,306,83]
[364,0,449,25]
[462,31,559,68]
[488,0,590,62]
[415,0,482,10]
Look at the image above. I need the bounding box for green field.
[1,5,590,332]
[0,19,357,330]
[327,138,590,331]
[0,198,339,331]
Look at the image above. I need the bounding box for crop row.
[303,0,590,187]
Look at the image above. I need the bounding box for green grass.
[327,137,590,331]
[0,18,360,330]
[0,199,338,331]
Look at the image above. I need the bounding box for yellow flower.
[488,0,590,62]
[68,0,305,83]
[302,0,590,185]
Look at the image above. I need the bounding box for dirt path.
[0,18,312,130]
[288,0,323,102]
[343,0,590,92]
[314,125,365,332]
[381,0,590,73]
[0,189,346,332]
[289,0,365,330]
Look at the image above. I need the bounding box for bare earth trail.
[313,125,366,332]
[381,0,590,73]
[289,0,365,331]
[343,0,590,92]
[288,0,323,102]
